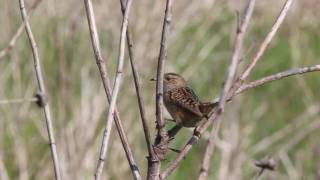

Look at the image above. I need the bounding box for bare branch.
[0,97,37,105]
[155,0,173,140]
[149,0,173,179]
[93,0,136,179]
[95,0,134,175]
[218,0,256,111]
[0,0,42,60]
[18,0,61,179]
[196,64,320,179]
[162,63,318,178]
[162,0,296,178]
[82,0,140,180]
[236,64,320,95]
[198,117,222,180]
[239,0,294,81]
[119,0,155,162]
[211,64,320,106]
[199,0,256,179]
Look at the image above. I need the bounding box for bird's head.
[163,73,187,92]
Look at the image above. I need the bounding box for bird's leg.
[168,125,182,140]
[168,147,181,153]
[193,126,201,137]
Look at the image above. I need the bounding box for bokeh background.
[1,0,320,179]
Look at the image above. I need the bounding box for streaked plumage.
[163,73,217,129]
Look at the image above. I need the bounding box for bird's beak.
[150,78,157,82]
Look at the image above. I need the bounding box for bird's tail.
[199,102,219,118]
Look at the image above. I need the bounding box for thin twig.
[82,0,140,180]
[119,0,155,163]
[218,0,256,111]
[199,0,256,178]
[18,0,61,179]
[0,0,42,60]
[93,0,137,179]
[150,0,173,179]
[236,64,320,95]
[198,116,222,180]
[239,0,294,81]
[155,0,173,141]
[211,64,320,105]
[0,97,37,105]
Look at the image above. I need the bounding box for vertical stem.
[94,0,137,179]
[239,0,294,81]
[149,0,173,179]
[198,1,256,179]
[119,0,155,164]
[18,0,61,179]
[218,0,256,111]
[198,120,221,180]
[83,0,140,179]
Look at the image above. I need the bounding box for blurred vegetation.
[0,0,320,179]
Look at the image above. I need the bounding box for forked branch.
[199,0,256,179]
[239,0,294,81]
[83,0,140,179]
[161,0,294,178]
[94,0,134,177]
[119,0,155,164]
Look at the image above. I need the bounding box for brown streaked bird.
[163,72,218,138]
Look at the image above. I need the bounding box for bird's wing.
[165,87,203,117]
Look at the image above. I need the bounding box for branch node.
[255,158,276,171]
[35,92,47,107]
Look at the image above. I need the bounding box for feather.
[165,87,203,117]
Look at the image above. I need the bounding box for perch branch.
[18,0,61,179]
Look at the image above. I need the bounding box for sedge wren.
[163,73,217,137]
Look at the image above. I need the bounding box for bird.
[163,72,218,138]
